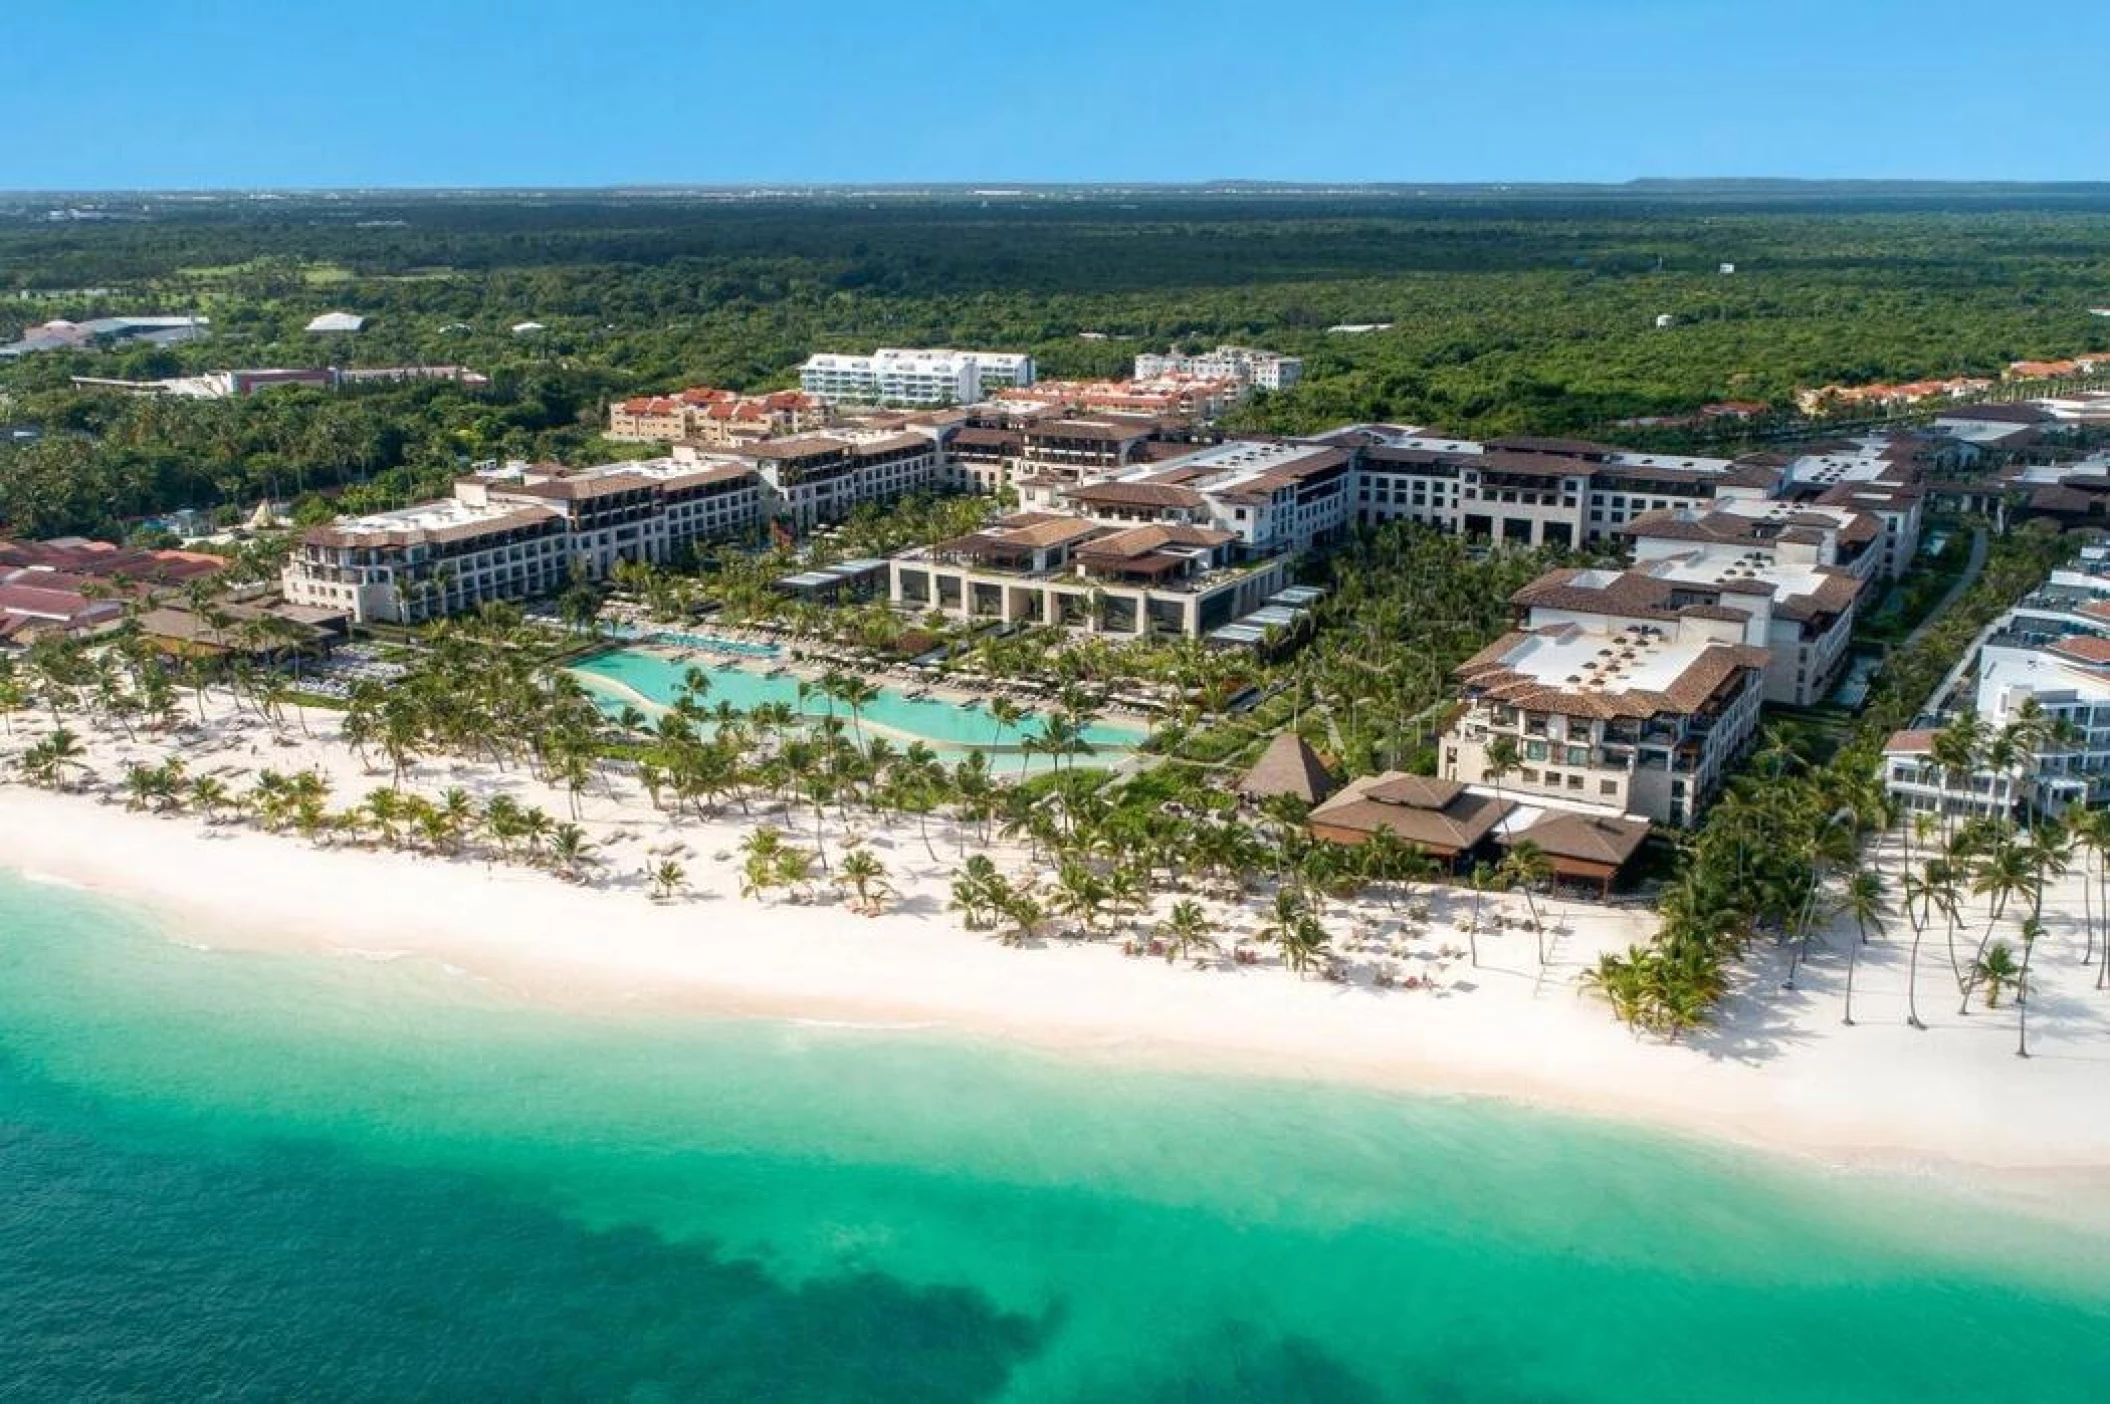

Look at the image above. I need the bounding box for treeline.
[0,369,617,539]
[6,194,2110,536]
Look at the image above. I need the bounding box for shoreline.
[7,783,2110,1217]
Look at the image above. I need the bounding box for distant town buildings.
[70,366,488,399]
[1133,345,1302,392]
[0,537,225,647]
[2005,353,2110,381]
[0,315,210,359]
[1793,377,1993,415]
[799,348,1035,405]
[606,387,831,445]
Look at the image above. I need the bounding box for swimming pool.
[570,646,1147,769]
[605,623,780,658]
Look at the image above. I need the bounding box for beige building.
[607,387,829,444]
[889,512,1287,639]
[1442,610,1768,828]
[283,458,763,624]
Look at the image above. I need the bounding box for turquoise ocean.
[2,868,2107,1402]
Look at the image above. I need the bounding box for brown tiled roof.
[1487,435,1617,457]
[1456,633,1769,720]
[496,472,655,501]
[1063,480,1207,510]
[2050,636,2110,666]
[1505,811,1650,869]
[1071,523,1230,559]
[1025,419,1152,443]
[1309,771,1515,855]
[1884,729,1938,755]
[738,436,851,461]
[1471,450,1596,479]
[1939,402,2057,425]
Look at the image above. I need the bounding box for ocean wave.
[786,1017,942,1032]
[19,871,86,890]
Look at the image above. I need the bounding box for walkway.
[1900,526,1988,655]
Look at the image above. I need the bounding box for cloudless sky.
[7,0,2105,189]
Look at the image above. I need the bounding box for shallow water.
[1,871,2106,1401]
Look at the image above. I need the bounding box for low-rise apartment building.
[607,387,830,445]
[1442,609,1768,827]
[799,349,1035,405]
[1134,345,1303,392]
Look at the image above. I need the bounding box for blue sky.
[8,0,2104,188]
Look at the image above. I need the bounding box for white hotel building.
[283,457,764,624]
[285,426,945,623]
[800,348,1035,406]
[1444,603,1770,829]
[1134,345,1304,392]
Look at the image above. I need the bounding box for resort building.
[997,376,1244,421]
[606,387,830,445]
[1326,426,1772,550]
[1510,550,1863,707]
[728,428,946,534]
[1882,637,2110,822]
[1883,565,2110,820]
[1442,609,1769,828]
[1134,346,1303,392]
[1019,439,1355,559]
[887,511,1288,639]
[1621,498,1888,582]
[283,457,764,624]
[799,348,1035,406]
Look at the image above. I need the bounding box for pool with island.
[570,643,1149,771]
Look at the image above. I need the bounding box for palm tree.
[1158,899,1218,965]
[1497,840,1554,966]
[1972,941,2023,1010]
[988,696,1028,774]
[1839,867,1889,1027]
[1277,912,1332,978]
[548,823,599,882]
[1962,841,2033,1014]
[837,847,891,914]
[996,888,1045,948]
[948,854,1005,931]
[2015,916,2044,1058]
[649,859,687,902]
[20,727,87,790]
[1050,861,1112,936]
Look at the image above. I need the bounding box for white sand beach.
[5,697,2109,1201]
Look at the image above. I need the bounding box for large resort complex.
[274,362,1989,863]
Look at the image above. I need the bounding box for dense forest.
[4,188,2108,537]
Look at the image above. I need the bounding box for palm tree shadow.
[1685,973,1817,1066]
